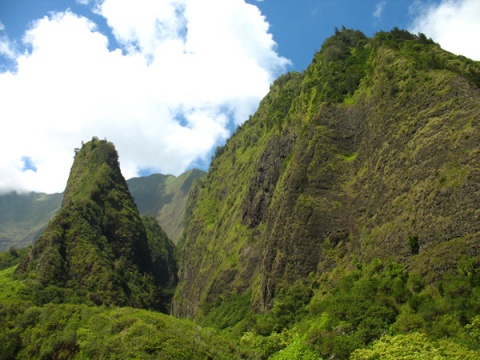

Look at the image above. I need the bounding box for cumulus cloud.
[0,0,289,194]
[409,0,480,60]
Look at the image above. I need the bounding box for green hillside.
[173,28,480,358]
[0,170,205,251]
[128,169,206,244]
[0,266,241,359]
[0,192,62,251]
[1,28,480,359]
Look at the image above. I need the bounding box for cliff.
[173,28,480,319]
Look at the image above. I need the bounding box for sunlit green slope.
[0,266,241,359]
[173,28,480,358]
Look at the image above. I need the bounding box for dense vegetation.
[0,268,240,359]
[1,28,479,359]
[174,27,480,358]
[14,138,178,311]
[0,170,205,251]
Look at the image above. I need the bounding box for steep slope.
[15,138,171,310]
[143,215,179,294]
[174,28,480,319]
[0,192,62,251]
[128,169,206,243]
[0,170,205,250]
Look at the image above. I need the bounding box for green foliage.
[373,28,480,87]
[265,72,303,130]
[303,260,404,358]
[199,292,252,332]
[0,299,241,359]
[239,331,288,359]
[293,257,480,359]
[0,246,30,270]
[351,332,479,359]
[408,235,419,255]
[304,26,370,103]
[143,216,178,283]
[142,215,179,309]
[254,280,313,335]
[269,336,319,360]
[15,139,167,310]
[308,329,363,359]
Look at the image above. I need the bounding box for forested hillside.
[1,28,480,359]
[173,28,480,358]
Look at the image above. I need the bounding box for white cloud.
[0,0,289,194]
[373,1,386,19]
[409,0,480,60]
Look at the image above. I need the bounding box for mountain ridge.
[173,28,480,318]
[1,27,480,359]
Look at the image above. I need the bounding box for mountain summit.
[173,28,480,319]
[16,138,174,309]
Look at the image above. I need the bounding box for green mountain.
[15,138,177,310]
[0,170,205,251]
[1,28,480,359]
[171,28,480,356]
[0,192,63,251]
[127,169,206,244]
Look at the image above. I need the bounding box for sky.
[0,0,479,194]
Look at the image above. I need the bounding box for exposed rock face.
[16,138,176,310]
[173,29,480,318]
[242,132,296,228]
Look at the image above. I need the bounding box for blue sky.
[246,0,414,71]
[0,0,479,193]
